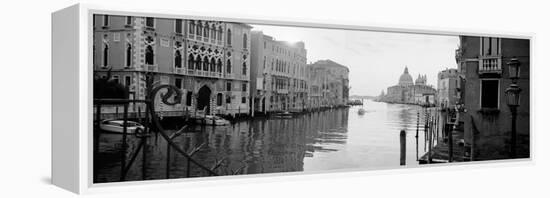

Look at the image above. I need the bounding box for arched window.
[242,62,247,75]
[210,58,216,71]
[188,55,194,70]
[203,57,209,71]
[196,22,202,36]
[174,50,182,68]
[145,45,154,65]
[218,27,223,41]
[227,29,232,45]
[226,60,232,74]
[189,21,195,34]
[102,44,109,67]
[196,56,202,70]
[125,44,132,67]
[204,25,209,38]
[243,34,247,49]
[211,25,216,40]
[217,59,222,72]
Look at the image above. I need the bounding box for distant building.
[436,68,460,108]
[249,31,308,114]
[456,36,530,160]
[93,14,252,117]
[307,60,350,109]
[382,67,436,105]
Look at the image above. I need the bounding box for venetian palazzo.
[93,15,252,118]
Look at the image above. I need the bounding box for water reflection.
[95,100,433,183]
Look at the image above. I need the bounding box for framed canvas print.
[52,3,533,194]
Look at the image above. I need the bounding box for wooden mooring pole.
[166,141,171,179]
[120,103,129,181]
[400,130,406,166]
[93,104,101,182]
[427,111,433,163]
[448,110,454,162]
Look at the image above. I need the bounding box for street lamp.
[507,58,521,82]
[505,58,521,158]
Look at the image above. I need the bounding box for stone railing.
[478,56,502,74]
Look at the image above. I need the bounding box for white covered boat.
[195,115,230,126]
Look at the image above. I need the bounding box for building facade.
[456,36,530,160]
[436,68,460,108]
[93,14,252,117]
[307,60,350,109]
[250,31,308,114]
[381,67,436,105]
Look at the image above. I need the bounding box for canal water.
[95,100,434,183]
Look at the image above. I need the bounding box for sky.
[251,24,460,96]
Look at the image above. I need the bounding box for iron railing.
[93,84,245,182]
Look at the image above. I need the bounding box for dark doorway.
[197,85,212,114]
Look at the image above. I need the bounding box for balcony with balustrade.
[173,68,223,79]
[174,67,186,75]
[225,73,234,79]
[144,64,158,72]
[478,56,502,75]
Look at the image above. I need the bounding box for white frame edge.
[51,3,535,194]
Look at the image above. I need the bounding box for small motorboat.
[274,111,293,119]
[99,119,145,134]
[358,108,366,115]
[196,115,230,126]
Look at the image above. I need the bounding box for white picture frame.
[52,3,534,194]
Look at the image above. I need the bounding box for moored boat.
[195,115,230,126]
[274,111,293,119]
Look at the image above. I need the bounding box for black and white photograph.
[91,14,530,183]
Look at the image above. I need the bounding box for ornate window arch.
[145,45,154,65]
[196,55,202,70]
[188,54,195,70]
[210,24,216,40]
[203,23,209,38]
[125,43,132,67]
[189,21,195,34]
[217,59,222,72]
[202,56,209,71]
[217,26,223,41]
[226,59,232,74]
[174,50,182,68]
[196,22,202,36]
[210,58,216,71]
[102,44,109,67]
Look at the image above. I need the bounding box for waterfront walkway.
[419,108,469,164]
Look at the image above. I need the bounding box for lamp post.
[505,58,521,158]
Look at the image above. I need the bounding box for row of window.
[100,42,249,76]
[265,41,301,58]
[189,21,248,49]
[99,16,248,49]
[188,21,223,41]
[99,15,153,28]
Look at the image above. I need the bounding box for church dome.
[398,67,414,86]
